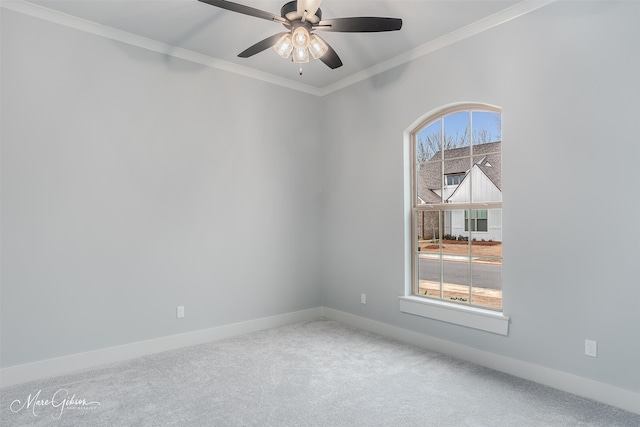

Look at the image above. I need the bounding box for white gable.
[447,165,501,203]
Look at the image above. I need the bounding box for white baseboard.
[0,307,322,388]
[321,307,640,415]
[3,306,638,415]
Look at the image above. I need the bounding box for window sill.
[398,296,509,335]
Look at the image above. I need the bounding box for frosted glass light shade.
[309,35,328,59]
[274,33,293,58]
[292,46,309,63]
[292,27,310,49]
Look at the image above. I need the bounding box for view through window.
[412,105,502,310]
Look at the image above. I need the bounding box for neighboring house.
[416,142,502,242]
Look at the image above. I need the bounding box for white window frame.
[400,103,509,335]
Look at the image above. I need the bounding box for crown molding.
[0,0,324,96]
[319,0,557,96]
[2,0,555,97]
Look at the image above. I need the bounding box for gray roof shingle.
[416,141,501,203]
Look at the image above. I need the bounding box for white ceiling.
[12,0,550,94]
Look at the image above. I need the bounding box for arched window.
[410,104,502,311]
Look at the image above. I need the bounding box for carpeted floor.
[1,320,638,426]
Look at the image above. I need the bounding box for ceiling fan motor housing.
[281,1,322,23]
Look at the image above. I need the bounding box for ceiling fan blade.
[198,0,286,24]
[238,32,289,58]
[314,17,402,33]
[318,39,343,69]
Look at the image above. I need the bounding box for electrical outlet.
[177,306,185,318]
[585,339,597,357]
[361,293,366,304]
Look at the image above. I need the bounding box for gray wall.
[2,0,639,395]
[319,0,640,392]
[1,10,322,367]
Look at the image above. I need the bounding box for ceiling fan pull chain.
[299,65,303,76]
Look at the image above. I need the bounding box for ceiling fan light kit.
[274,33,294,58]
[292,26,310,48]
[198,0,402,70]
[275,27,327,62]
[290,26,310,63]
[309,35,328,59]
[293,46,309,63]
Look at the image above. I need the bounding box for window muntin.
[412,105,502,310]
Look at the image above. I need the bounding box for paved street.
[419,258,502,290]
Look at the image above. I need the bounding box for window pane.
[471,208,501,245]
[471,155,501,203]
[471,258,502,309]
[416,161,442,204]
[443,160,470,203]
[442,210,453,239]
[440,231,469,257]
[416,211,440,246]
[445,209,468,241]
[443,257,470,304]
[470,238,502,258]
[472,111,501,146]
[418,254,441,298]
[416,119,442,162]
[417,210,442,299]
[444,111,470,158]
[471,134,501,204]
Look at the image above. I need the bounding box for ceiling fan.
[198,0,403,70]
